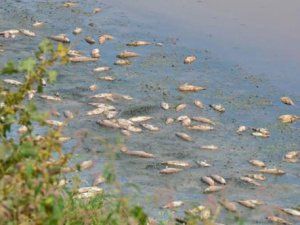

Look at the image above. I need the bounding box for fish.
[196,161,211,167]
[278,114,299,123]
[249,159,266,168]
[166,117,174,125]
[80,160,93,170]
[33,21,44,27]
[162,161,190,168]
[129,116,152,123]
[85,36,96,44]
[178,83,206,92]
[210,104,225,113]
[211,175,226,185]
[27,90,36,100]
[237,125,247,134]
[45,120,64,127]
[281,208,300,217]
[69,56,98,62]
[38,94,57,103]
[93,66,111,72]
[89,84,97,91]
[117,51,139,59]
[126,125,142,133]
[201,176,215,186]
[194,100,204,109]
[127,41,151,46]
[141,123,160,131]
[3,79,22,86]
[86,108,106,116]
[91,93,133,101]
[104,111,117,119]
[19,29,36,37]
[120,147,154,158]
[284,151,299,163]
[68,50,83,57]
[121,129,131,137]
[163,201,184,209]
[91,48,100,58]
[220,199,237,212]
[259,168,285,175]
[49,34,70,43]
[100,76,115,81]
[280,97,294,105]
[161,102,170,110]
[18,125,28,134]
[266,216,292,225]
[160,167,182,174]
[63,2,77,7]
[176,132,192,142]
[238,200,257,209]
[184,55,196,64]
[200,145,218,150]
[203,186,223,194]
[176,104,187,112]
[73,27,82,35]
[93,175,105,186]
[97,119,120,129]
[182,117,192,127]
[240,177,261,186]
[187,125,214,131]
[58,137,71,143]
[93,7,102,14]
[75,186,103,199]
[191,117,215,125]
[114,59,131,66]
[63,110,74,119]
[98,34,114,44]
[246,174,266,181]
[252,132,270,138]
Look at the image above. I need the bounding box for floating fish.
[19,29,36,37]
[259,168,285,175]
[284,151,299,163]
[160,167,182,174]
[68,50,83,57]
[27,89,36,100]
[100,76,115,81]
[89,84,97,91]
[240,177,261,186]
[98,34,114,44]
[194,100,204,109]
[114,59,131,66]
[182,117,192,127]
[85,36,96,44]
[211,175,226,185]
[220,199,237,212]
[204,186,223,194]
[39,94,61,101]
[33,21,44,27]
[69,56,98,62]
[176,103,187,112]
[184,55,196,64]
[200,145,218,150]
[129,116,152,123]
[91,48,100,58]
[176,132,192,142]
[210,104,225,113]
[281,208,300,217]
[178,83,206,92]
[63,2,77,7]
[49,34,70,43]
[191,117,215,125]
[63,110,74,119]
[45,120,63,127]
[238,200,256,209]
[166,117,174,125]
[75,186,103,199]
[237,125,247,134]
[163,201,184,209]
[196,160,211,167]
[246,174,266,181]
[280,97,294,105]
[93,174,105,186]
[121,129,131,137]
[141,123,160,131]
[188,125,214,131]
[91,93,132,101]
[127,41,151,46]
[80,160,93,170]
[161,102,170,110]
[249,159,266,168]
[278,114,299,123]
[266,216,292,225]
[97,119,120,129]
[117,51,139,59]
[93,7,102,14]
[93,66,111,72]
[3,79,22,86]
[73,27,82,35]
[120,147,154,158]
[201,176,215,186]
[18,125,28,134]
[162,161,190,168]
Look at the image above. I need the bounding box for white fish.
[194,100,204,109]
[259,168,285,175]
[160,167,182,174]
[49,34,70,43]
[249,159,266,168]
[196,161,211,167]
[80,160,93,170]
[127,41,151,46]
[191,117,215,125]
[176,132,192,142]
[129,116,152,123]
[179,83,206,92]
[89,84,97,91]
[93,66,111,72]
[266,216,292,225]
[162,161,190,168]
[33,21,44,27]
[117,51,139,59]
[184,55,196,64]
[237,125,247,134]
[91,48,100,58]
[176,104,186,112]
[19,29,36,37]
[114,59,131,66]
[281,208,300,217]
[280,97,294,105]
[166,117,174,125]
[200,145,218,150]
[98,34,114,44]
[85,36,96,44]
[69,56,98,62]
[187,125,214,131]
[100,76,115,81]
[3,79,22,86]
[120,146,154,158]
[201,176,215,186]
[240,177,261,186]
[203,186,224,194]
[39,94,61,101]
[45,120,64,127]
[93,7,102,14]
[210,104,225,113]
[141,123,160,131]
[73,27,82,35]
[163,201,184,209]
[211,175,226,185]
[278,114,299,123]
[161,102,170,110]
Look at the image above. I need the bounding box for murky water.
[1,0,299,224]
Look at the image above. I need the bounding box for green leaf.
[1,61,18,74]
[39,39,54,53]
[47,70,57,83]
[19,142,38,158]
[18,57,36,73]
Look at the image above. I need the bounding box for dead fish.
[278,114,299,123]
[220,199,237,212]
[280,97,294,105]
[58,137,71,143]
[39,94,61,101]
[120,147,154,158]
[194,100,204,109]
[160,167,182,174]
[68,50,83,57]
[33,21,44,27]
[80,160,93,170]
[201,176,215,186]
[259,168,285,175]
[93,66,111,72]
[163,201,184,209]
[85,36,96,44]
[129,116,152,123]
[176,104,187,112]
[141,123,160,131]
[97,119,120,129]
[89,84,97,91]
[184,55,196,64]
[121,129,131,137]
[240,177,261,186]
[281,208,300,217]
[105,110,117,119]
[0,29,19,38]
[126,125,142,133]
[182,117,192,127]
[18,125,28,134]
[93,175,105,186]
[249,159,266,168]
[98,34,114,44]
[161,102,170,110]
[117,51,139,59]
[186,205,206,216]
[27,90,36,100]
[178,83,206,92]
[236,125,247,134]
[203,186,224,194]
[188,125,214,131]
[284,151,299,163]
[166,117,174,125]
[86,108,109,116]
[116,118,134,128]
[45,120,64,127]
[69,56,98,62]
[238,200,257,209]
[114,59,131,66]
[196,160,211,167]
[3,79,22,86]
[19,29,36,37]
[162,161,190,168]
[63,110,74,119]
[93,7,102,14]
[63,2,77,7]
[191,117,215,125]
[49,34,70,43]
[266,216,292,225]
[91,93,132,101]
[73,27,82,35]
[75,186,103,199]
[100,76,115,81]
[246,174,266,181]
[200,145,218,150]
[252,132,269,138]
[176,132,192,142]
[127,41,151,46]
[210,104,225,113]
[91,48,100,58]
[211,175,226,185]
[177,115,189,122]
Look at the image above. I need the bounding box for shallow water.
[0,0,300,224]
